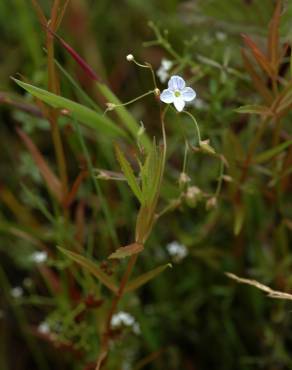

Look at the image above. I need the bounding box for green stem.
[46,10,68,200]
[105,90,155,114]
[215,159,225,198]
[182,140,189,174]
[132,59,158,89]
[182,110,202,143]
[96,253,138,370]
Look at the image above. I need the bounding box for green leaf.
[235,105,273,116]
[58,247,118,293]
[97,82,152,151]
[141,140,163,205]
[234,204,245,236]
[124,263,172,293]
[12,78,126,138]
[108,243,144,259]
[254,140,292,164]
[54,58,100,112]
[115,145,143,203]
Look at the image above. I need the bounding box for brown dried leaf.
[226,272,292,301]
[63,170,88,208]
[17,128,62,202]
[108,243,144,259]
[242,34,274,78]
[268,0,282,69]
[241,49,273,104]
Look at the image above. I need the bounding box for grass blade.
[254,140,292,164]
[235,105,273,116]
[59,247,118,293]
[124,263,172,293]
[17,128,62,202]
[115,145,143,203]
[12,78,127,138]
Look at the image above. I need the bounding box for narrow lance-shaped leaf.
[63,170,88,208]
[108,243,144,260]
[46,26,101,81]
[241,49,273,104]
[16,128,62,202]
[124,263,172,293]
[254,140,292,164]
[268,0,282,70]
[235,105,273,116]
[115,145,143,203]
[12,78,126,138]
[58,247,118,293]
[241,34,274,78]
[234,204,245,236]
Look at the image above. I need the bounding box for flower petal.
[160,89,174,104]
[161,59,173,71]
[173,97,185,112]
[157,68,169,83]
[182,87,196,102]
[168,75,185,91]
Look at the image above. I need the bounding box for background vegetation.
[0,1,292,369]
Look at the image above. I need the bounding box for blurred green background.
[1,1,292,369]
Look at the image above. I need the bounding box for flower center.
[174,90,181,97]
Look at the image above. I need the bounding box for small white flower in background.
[31,251,48,264]
[166,241,188,263]
[192,98,208,111]
[133,322,141,335]
[216,31,227,42]
[160,75,196,112]
[11,286,23,298]
[111,311,134,327]
[111,311,140,335]
[38,322,50,335]
[157,58,173,83]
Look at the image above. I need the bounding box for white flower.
[31,251,48,264]
[111,311,134,327]
[166,241,188,262]
[216,31,227,42]
[160,76,196,112]
[111,311,140,335]
[38,322,50,335]
[161,59,173,71]
[157,58,173,83]
[11,286,23,298]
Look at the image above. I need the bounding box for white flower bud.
[126,54,134,62]
[154,88,160,96]
[199,140,216,155]
[179,172,190,188]
[185,186,202,208]
[206,197,217,210]
[106,102,116,111]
